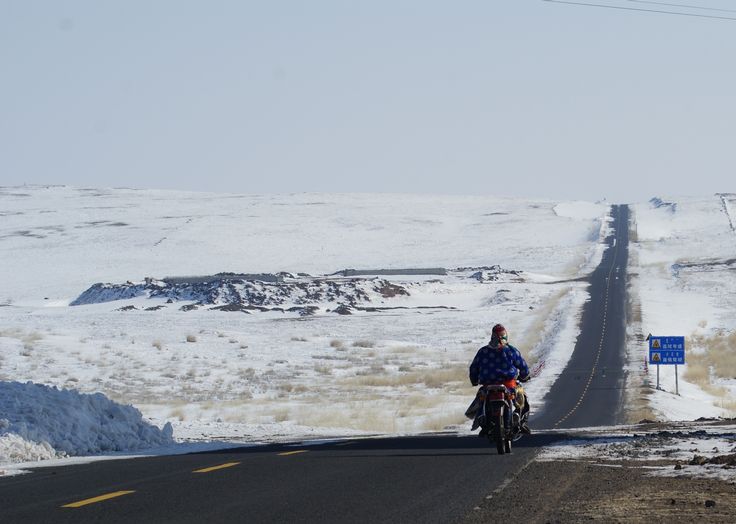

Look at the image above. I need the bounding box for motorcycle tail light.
[487,390,505,401]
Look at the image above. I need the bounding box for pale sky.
[1,1,734,203]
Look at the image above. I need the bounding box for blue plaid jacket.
[469,343,530,386]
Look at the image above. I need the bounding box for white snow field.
[627,195,736,421]
[1,186,734,476]
[0,186,609,471]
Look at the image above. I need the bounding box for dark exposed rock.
[332,268,446,277]
[703,454,736,466]
[376,282,410,298]
[116,305,138,311]
[163,273,287,284]
[466,265,523,282]
[74,283,146,305]
[689,455,708,466]
[353,305,455,312]
[73,275,408,316]
[287,306,319,316]
[650,197,677,213]
[210,304,252,313]
[179,303,199,311]
[333,304,352,315]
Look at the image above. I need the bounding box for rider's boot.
[519,398,532,434]
[519,412,532,434]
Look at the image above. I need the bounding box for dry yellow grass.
[516,287,571,363]
[0,329,44,351]
[622,262,659,423]
[271,408,290,422]
[708,332,736,378]
[422,412,468,431]
[294,405,398,432]
[684,332,736,414]
[169,408,186,421]
[314,363,333,375]
[341,363,468,389]
[388,345,421,354]
[422,366,467,388]
[683,353,710,384]
[686,332,736,381]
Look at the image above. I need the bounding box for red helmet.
[492,324,506,335]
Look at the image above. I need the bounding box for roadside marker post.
[647,335,685,395]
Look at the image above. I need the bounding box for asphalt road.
[1,433,572,524]
[533,204,629,429]
[0,206,630,523]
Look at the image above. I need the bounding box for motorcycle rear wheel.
[494,412,505,455]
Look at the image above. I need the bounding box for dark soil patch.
[464,460,736,523]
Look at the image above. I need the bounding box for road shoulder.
[464,456,735,523]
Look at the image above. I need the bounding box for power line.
[542,0,736,21]
[628,0,736,14]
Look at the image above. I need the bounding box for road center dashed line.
[553,207,622,428]
[61,490,136,508]
[278,450,309,456]
[193,462,241,473]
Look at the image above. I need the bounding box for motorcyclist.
[469,323,531,434]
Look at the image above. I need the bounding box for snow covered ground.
[2,186,734,476]
[627,194,736,421]
[0,185,610,472]
[539,420,736,484]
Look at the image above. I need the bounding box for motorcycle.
[466,383,528,455]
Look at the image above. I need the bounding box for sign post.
[648,335,685,395]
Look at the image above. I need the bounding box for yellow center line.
[554,207,622,428]
[62,490,136,508]
[278,450,309,456]
[192,462,241,474]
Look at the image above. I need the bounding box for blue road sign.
[649,336,685,365]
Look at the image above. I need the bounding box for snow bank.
[0,431,57,463]
[0,381,174,468]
